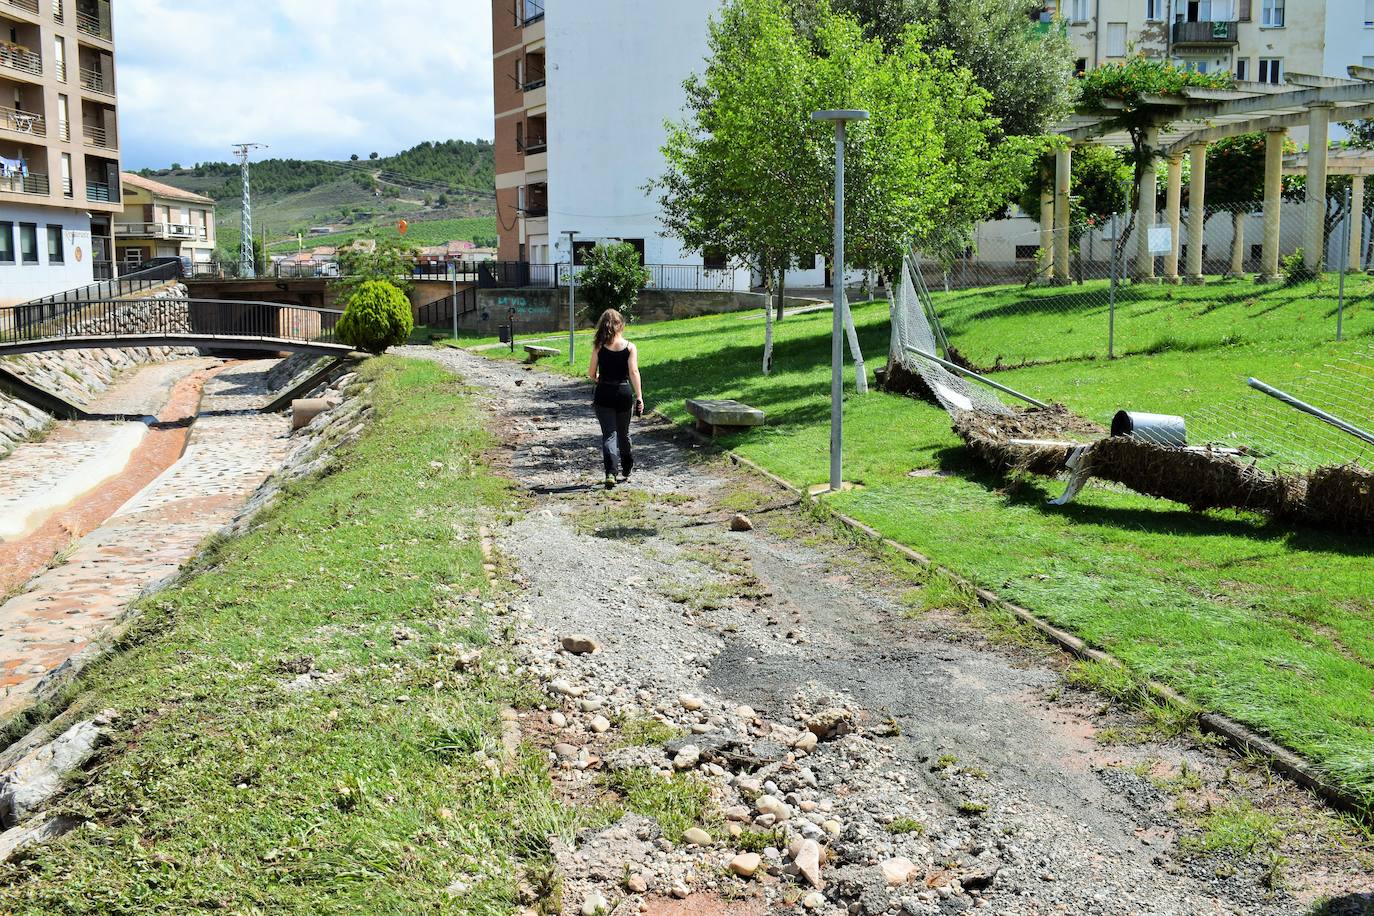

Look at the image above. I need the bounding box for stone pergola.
[1043,68,1374,284]
[1282,146,1374,271]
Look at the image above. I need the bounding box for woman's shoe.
[604,474,616,490]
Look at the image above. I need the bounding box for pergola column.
[1259,127,1286,282]
[1350,174,1365,272]
[1305,103,1333,272]
[1163,153,1184,283]
[1053,146,1072,284]
[1134,128,1159,282]
[1039,184,1055,280]
[1185,142,1207,284]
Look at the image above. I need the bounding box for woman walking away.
[588,309,644,489]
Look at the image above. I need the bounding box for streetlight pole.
[564,230,580,365]
[812,109,869,494]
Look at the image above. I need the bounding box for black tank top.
[594,346,633,409]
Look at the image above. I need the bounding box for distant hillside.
[139,139,497,261]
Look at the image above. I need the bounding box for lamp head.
[811,110,870,122]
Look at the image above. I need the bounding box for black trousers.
[594,404,633,477]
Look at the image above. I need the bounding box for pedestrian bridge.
[0,297,354,358]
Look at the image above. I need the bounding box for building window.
[1235,57,1249,80]
[1015,245,1040,260]
[622,239,646,265]
[1238,0,1252,20]
[1069,0,1090,20]
[1146,0,1162,20]
[1251,243,1264,261]
[1106,22,1128,57]
[1259,57,1282,83]
[0,222,13,263]
[1075,57,1088,75]
[1260,0,1283,27]
[46,226,63,264]
[18,224,38,265]
[703,246,728,270]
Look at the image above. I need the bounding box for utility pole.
[233,142,267,278]
[564,229,579,365]
[812,110,868,494]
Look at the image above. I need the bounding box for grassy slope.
[464,287,1374,808]
[269,217,500,255]
[0,358,602,914]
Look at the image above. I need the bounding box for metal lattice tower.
[232,143,267,277]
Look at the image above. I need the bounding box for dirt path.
[408,346,1373,916]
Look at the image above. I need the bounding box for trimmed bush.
[336,280,414,354]
[579,242,652,323]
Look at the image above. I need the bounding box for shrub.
[578,243,652,323]
[336,280,413,354]
[1281,248,1317,286]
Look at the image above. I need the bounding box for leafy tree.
[577,243,652,323]
[335,238,418,305]
[1019,144,1130,227]
[369,152,380,160]
[656,0,1018,372]
[336,280,413,354]
[789,0,1075,138]
[351,154,360,161]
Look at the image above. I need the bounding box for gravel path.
[406,346,1373,916]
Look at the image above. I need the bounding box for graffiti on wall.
[496,295,554,317]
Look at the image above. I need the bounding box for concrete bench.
[685,398,766,437]
[524,344,560,364]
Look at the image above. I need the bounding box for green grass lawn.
[0,358,605,913]
[466,291,1374,811]
[269,217,498,254]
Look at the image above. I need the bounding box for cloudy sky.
[114,0,494,169]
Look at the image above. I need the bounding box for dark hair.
[594,309,626,350]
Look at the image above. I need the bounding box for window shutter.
[1239,0,1252,21]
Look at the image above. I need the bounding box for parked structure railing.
[1,104,44,137]
[268,259,484,282]
[0,296,345,353]
[477,260,742,293]
[0,44,42,77]
[416,286,479,329]
[22,259,179,307]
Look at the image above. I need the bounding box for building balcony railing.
[1,104,45,137]
[0,44,43,78]
[86,179,115,202]
[1,171,50,196]
[76,9,110,40]
[61,176,72,197]
[2,0,40,16]
[54,60,65,81]
[52,0,62,22]
[79,65,112,95]
[58,117,69,140]
[1172,19,1238,45]
[83,123,114,148]
[115,222,209,241]
[521,73,547,92]
[518,135,547,155]
[523,205,548,217]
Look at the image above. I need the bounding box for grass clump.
[1180,801,1284,858]
[605,769,717,843]
[735,827,788,853]
[614,716,683,749]
[887,818,926,835]
[957,801,989,816]
[0,357,603,914]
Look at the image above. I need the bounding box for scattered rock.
[626,874,648,894]
[550,711,568,728]
[562,634,600,655]
[554,743,578,759]
[682,827,712,846]
[673,745,701,770]
[802,891,826,910]
[794,838,824,889]
[670,879,691,899]
[590,715,611,734]
[580,889,609,915]
[679,694,704,711]
[806,708,855,741]
[880,857,919,887]
[550,679,584,698]
[730,852,763,878]
[730,513,754,532]
[793,731,819,754]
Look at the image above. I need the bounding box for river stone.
[730,852,763,878]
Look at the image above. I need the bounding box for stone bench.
[685,398,766,437]
[524,344,560,364]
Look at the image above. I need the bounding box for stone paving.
[0,361,294,724]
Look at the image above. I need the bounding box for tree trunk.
[775,265,786,321]
[1229,210,1245,277]
[763,262,778,375]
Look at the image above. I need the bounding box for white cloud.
[114,0,493,168]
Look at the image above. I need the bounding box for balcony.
[0,170,49,196]
[1,0,39,16]
[52,0,62,22]
[115,222,209,242]
[79,65,111,95]
[518,134,547,155]
[86,179,113,202]
[83,122,113,149]
[0,105,44,138]
[76,8,110,40]
[0,44,42,79]
[1172,19,1238,45]
[521,70,546,92]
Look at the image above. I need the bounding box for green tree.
[578,243,652,323]
[336,280,414,354]
[335,238,418,305]
[1019,144,1130,226]
[789,0,1075,138]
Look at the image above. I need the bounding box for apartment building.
[0,0,119,305]
[114,172,215,272]
[491,0,756,287]
[1048,0,1374,84]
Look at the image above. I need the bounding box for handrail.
[114,221,208,240]
[0,44,42,76]
[83,123,113,148]
[2,172,50,196]
[21,260,179,306]
[75,9,110,39]
[79,65,110,94]
[2,0,41,14]
[0,105,45,137]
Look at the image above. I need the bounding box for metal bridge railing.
[22,260,180,308]
[0,297,344,351]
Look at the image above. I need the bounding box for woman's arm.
[628,344,644,413]
[587,345,600,382]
